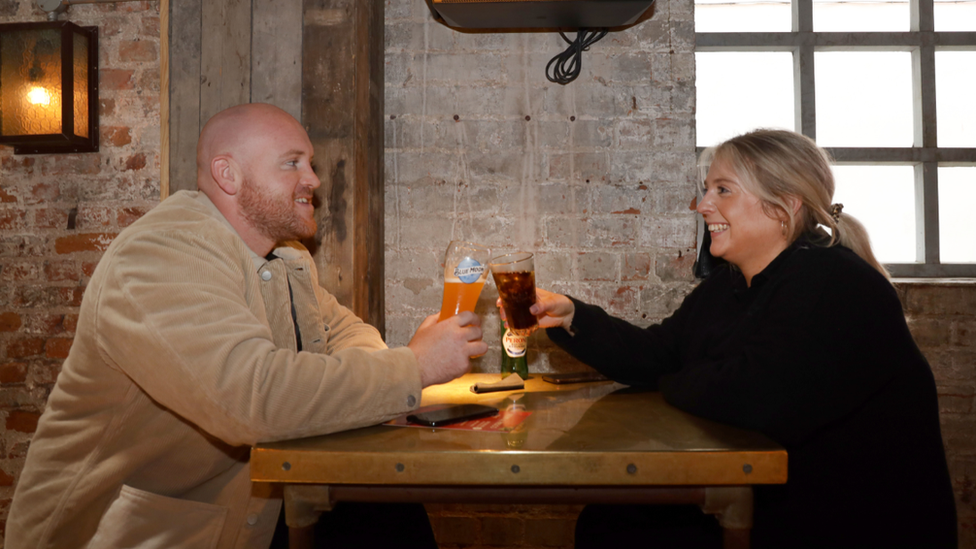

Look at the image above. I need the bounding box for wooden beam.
[303,0,385,333]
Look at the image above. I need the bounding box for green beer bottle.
[500,318,529,380]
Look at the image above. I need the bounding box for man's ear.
[211,156,241,196]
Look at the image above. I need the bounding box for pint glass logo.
[503,330,527,357]
[454,257,484,284]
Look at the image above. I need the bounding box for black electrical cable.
[545,29,609,85]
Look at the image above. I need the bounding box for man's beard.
[239,177,317,244]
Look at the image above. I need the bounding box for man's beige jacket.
[7,191,423,549]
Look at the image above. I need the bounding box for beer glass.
[438,241,492,321]
[489,252,538,336]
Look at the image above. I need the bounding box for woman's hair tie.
[830,203,844,221]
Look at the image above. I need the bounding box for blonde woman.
[526,130,957,548]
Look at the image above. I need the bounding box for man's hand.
[408,311,488,388]
[497,288,575,333]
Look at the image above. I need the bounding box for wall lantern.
[0,21,98,154]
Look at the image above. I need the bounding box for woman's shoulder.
[786,241,897,305]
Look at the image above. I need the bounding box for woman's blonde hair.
[699,129,890,280]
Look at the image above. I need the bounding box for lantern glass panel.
[73,30,88,138]
[0,28,63,136]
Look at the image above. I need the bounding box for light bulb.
[27,86,51,106]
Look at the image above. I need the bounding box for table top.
[251,373,787,487]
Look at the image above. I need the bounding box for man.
[7,103,487,548]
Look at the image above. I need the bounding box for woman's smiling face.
[697,156,791,285]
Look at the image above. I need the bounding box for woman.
[527,130,957,548]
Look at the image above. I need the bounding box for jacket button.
[247,514,258,525]
[261,270,272,281]
[407,395,417,407]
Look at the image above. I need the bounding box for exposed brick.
[125,153,147,171]
[0,186,17,203]
[655,247,697,282]
[45,338,73,359]
[45,260,81,283]
[63,313,79,333]
[27,181,60,204]
[5,409,41,433]
[34,207,70,229]
[9,440,31,459]
[77,205,114,228]
[30,360,63,386]
[7,337,45,359]
[0,468,13,487]
[118,207,148,227]
[1,155,35,175]
[100,68,135,90]
[954,320,975,348]
[0,312,22,332]
[82,262,99,277]
[0,261,40,282]
[58,287,86,307]
[100,97,116,117]
[119,39,157,62]
[578,251,617,281]
[103,126,133,147]
[0,362,28,384]
[908,318,953,349]
[622,252,652,281]
[22,313,65,336]
[55,233,117,254]
[0,207,27,230]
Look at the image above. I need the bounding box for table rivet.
[511,465,520,473]
[282,462,291,471]
[396,463,405,472]
[743,464,753,474]
[627,464,637,474]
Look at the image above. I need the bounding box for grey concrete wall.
[383,0,699,377]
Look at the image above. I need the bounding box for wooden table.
[251,373,787,549]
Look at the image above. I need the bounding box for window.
[695,0,976,276]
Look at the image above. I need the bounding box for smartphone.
[407,404,498,427]
[542,372,609,384]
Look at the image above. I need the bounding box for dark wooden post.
[303,0,385,334]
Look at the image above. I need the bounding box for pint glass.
[438,241,492,321]
[490,252,538,336]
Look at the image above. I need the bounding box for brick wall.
[900,282,976,549]
[0,1,161,544]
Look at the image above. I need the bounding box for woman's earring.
[781,220,787,235]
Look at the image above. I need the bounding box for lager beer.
[438,241,491,321]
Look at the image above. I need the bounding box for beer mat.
[470,373,525,393]
[386,405,531,432]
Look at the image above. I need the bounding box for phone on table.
[407,404,498,427]
[542,372,609,384]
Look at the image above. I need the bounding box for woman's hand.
[497,288,575,333]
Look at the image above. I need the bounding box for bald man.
[7,104,486,549]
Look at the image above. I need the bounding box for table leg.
[283,484,336,549]
[701,486,753,549]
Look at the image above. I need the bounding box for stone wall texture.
[1,0,974,547]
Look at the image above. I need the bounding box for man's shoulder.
[116,191,233,245]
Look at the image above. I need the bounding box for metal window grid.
[695,0,976,277]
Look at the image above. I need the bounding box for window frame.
[695,0,976,277]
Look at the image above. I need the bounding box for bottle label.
[503,329,527,358]
[454,257,484,284]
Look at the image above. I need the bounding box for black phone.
[407,404,498,427]
[542,372,609,384]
